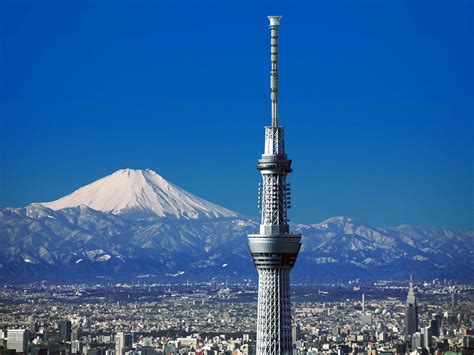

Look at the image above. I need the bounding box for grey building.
[72,340,83,355]
[7,329,28,354]
[411,332,424,350]
[404,277,419,342]
[115,332,132,355]
[430,313,442,337]
[72,329,81,342]
[421,326,432,351]
[59,321,72,342]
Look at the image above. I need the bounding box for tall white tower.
[248,16,302,355]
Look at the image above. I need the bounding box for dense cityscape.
[1,279,473,355]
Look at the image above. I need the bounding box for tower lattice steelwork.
[248,16,302,355]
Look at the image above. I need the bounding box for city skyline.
[1,1,472,230]
[1,280,473,355]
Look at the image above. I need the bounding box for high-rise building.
[72,340,83,355]
[431,313,442,337]
[421,326,432,351]
[292,325,301,342]
[451,288,456,311]
[411,332,423,350]
[59,320,72,342]
[463,335,474,354]
[115,332,132,355]
[404,276,419,342]
[248,16,302,355]
[7,329,28,354]
[72,328,81,342]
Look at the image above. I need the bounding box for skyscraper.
[411,332,423,350]
[431,313,442,337]
[248,16,302,355]
[72,340,83,355]
[72,328,81,342]
[7,329,28,354]
[451,287,456,312]
[115,332,132,355]
[421,326,432,351]
[404,276,419,342]
[59,320,72,342]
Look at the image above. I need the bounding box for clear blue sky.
[1,0,472,230]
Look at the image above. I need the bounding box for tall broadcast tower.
[248,16,302,355]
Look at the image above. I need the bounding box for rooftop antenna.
[268,16,282,127]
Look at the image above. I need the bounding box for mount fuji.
[40,169,238,220]
[0,169,472,283]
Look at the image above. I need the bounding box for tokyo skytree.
[248,16,302,355]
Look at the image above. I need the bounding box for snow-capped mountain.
[0,204,254,283]
[40,169,238,219]
[291,217,473,282]
[0,170,472,283]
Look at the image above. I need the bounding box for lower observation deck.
[248,234,301,269]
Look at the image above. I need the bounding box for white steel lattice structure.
[248,16,302,355]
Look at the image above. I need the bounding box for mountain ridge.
[0,169,472,283]
[1,205,472,283]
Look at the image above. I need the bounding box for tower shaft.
[256,269,292,354]
[248,16,301,355]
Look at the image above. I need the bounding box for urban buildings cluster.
[0,280,473,355]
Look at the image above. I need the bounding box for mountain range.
[1,169,472,283]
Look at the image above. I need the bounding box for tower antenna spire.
[268,16,282,127]
[249,16,301,355]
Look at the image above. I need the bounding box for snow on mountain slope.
[40,169,238,219]
[1,207,472,282]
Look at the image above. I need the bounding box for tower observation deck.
[248,16,302,355]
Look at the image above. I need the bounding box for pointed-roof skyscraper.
[405,275,419,341]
